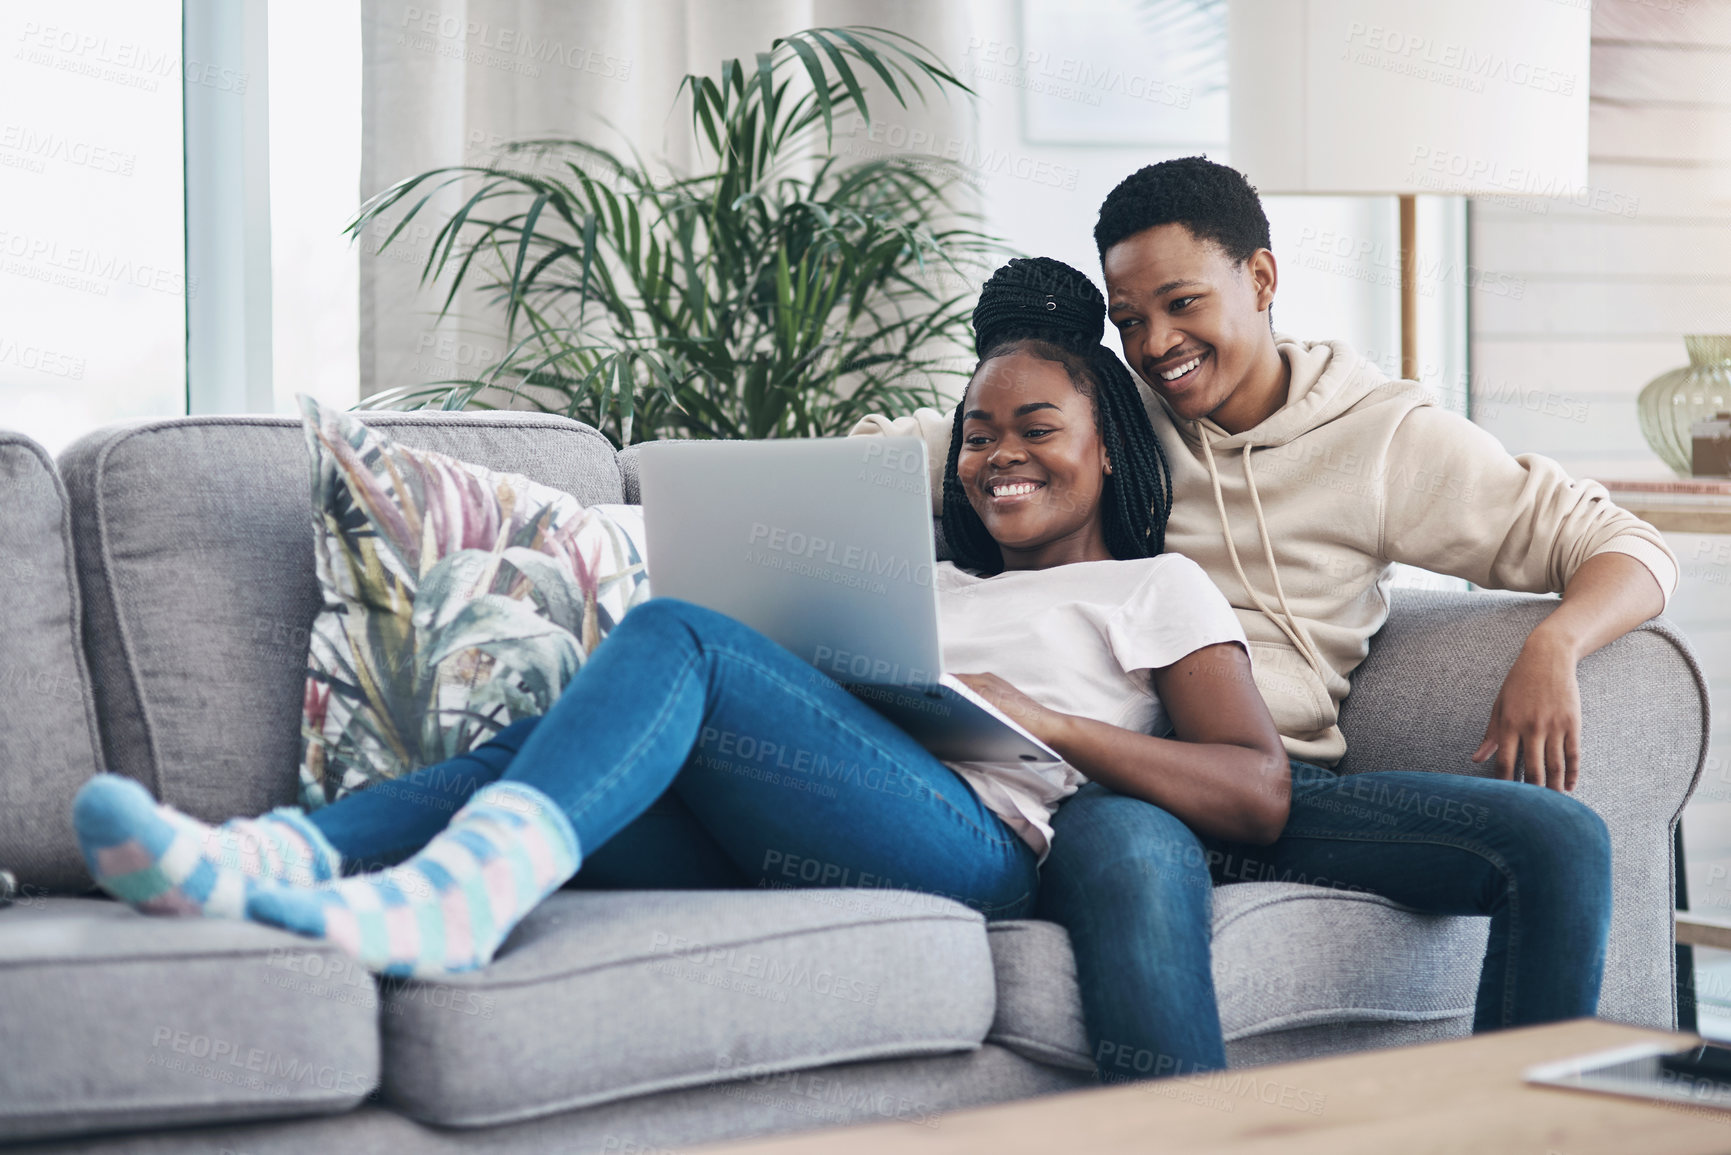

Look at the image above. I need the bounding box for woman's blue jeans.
[303,598,1039,919]
[1038,761,1613,1082]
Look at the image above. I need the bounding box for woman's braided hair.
[942,257,1174,574]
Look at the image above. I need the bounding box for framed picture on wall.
[1016,0,1227,147]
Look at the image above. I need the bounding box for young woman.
[71,256,1286,986]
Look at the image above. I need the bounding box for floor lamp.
[1226,0,1590,381]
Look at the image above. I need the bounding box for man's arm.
[1380,406,1677,792]
[1473,552,1665,791]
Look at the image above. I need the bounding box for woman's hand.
[1473,633,1583,792]
[961,645,1289,845]
[952,672,1076,748]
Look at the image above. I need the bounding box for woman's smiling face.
[957,348,1113,569]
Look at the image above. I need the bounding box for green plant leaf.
[782,35,835,144]
[505,191,550,339]
[345,25,998,448]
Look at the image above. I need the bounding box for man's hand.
[952,672,1075,748]
[1470,552,1665,792]
[1472,633,1583,791]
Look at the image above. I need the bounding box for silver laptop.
[636,437,1061,764]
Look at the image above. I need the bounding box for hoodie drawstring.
[1198,427,1331,684]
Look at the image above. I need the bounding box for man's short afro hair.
[1094,156,1271,264]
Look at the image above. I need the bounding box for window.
[0,0,187,453]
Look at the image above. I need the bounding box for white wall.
[1469,2,1731,480]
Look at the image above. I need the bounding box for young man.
[851,156,1675,1077]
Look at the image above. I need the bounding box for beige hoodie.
[850,335,1679,766]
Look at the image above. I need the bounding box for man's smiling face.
[1103,222,1278,425]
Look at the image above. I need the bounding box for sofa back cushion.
[56,412,622,823]
[0,434,103,892]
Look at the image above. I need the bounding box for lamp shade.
[1228,0,1590,196]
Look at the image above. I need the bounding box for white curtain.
[357,0,978,400]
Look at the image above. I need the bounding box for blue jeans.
[1038,761,1612,1082]
[304,598,1039,918]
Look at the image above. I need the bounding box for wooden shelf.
[1676,911,1731,951]
[1593,479,1731,534]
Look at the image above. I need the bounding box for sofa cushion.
[984,920,1093,1072]
[56,413,622,824]
[1211,881,1486,1042]
[980,883,1486,1079]
[1222,1016,1470,1070]
[295,398,650,808]
[375,887,997,1127]
[0,897,379,1143]
[0,433,103,894]
[1,1047,1094,1155]
[1337,588,1707,1029]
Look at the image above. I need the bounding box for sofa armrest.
[1337,587,1710,1030]
[618,444,647,504]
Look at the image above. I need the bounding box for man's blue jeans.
[1038,761,1613,1082]
[303,598,1039,918]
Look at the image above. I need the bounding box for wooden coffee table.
[700,1020,1731,1154]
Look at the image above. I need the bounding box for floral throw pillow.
[296,395,651,809]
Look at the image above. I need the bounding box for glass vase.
[1637,336,1731,477]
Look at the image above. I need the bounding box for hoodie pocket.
[1246,641,1336,738]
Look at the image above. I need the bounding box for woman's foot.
[72,774,341,918]
[245,781,579,977]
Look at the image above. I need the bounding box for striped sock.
[244,781,579,977]
[72,774,341,918]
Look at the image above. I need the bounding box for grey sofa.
[0,411,1708,1153]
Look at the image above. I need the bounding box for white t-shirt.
[935,554,1248,859]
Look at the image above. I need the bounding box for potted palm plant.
[350,27,996,445]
